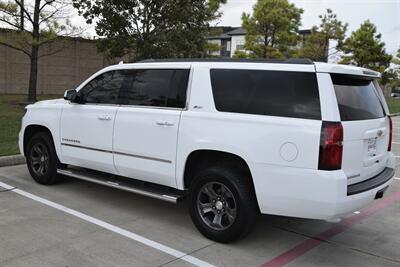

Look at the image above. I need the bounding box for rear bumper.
[250,153,396,220]
[347,167,394,195]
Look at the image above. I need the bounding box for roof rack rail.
[137,58,313,65]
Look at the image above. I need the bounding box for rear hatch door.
[331,74,390,185]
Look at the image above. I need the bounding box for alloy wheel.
[197,182,237,231]
[30,142,50,177]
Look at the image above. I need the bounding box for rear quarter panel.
[176,64,322,189]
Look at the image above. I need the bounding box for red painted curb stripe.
[261,191,400,267]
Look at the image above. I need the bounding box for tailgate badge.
[377,130,383,137]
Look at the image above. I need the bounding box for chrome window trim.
[72,103,185,111]
[69,102,119,107]
[72,66,193,110]
[118,104,183,111]
[122,67,191,110]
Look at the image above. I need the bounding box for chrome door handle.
[156,121,174,126]
[98,115,111,121]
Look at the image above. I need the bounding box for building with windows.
[207,27,314,58]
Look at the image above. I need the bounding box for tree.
[298,9,347,62]
[206,42,221,58]
[394,48,400,66]
[205,27,223,57]
[0,0,80,102]
[386,48,400,89]
[241,0,303,59]
[340,20,392,72]
[233,50,250,59]
[73,0,226,61]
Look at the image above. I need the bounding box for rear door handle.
[156,121,174,126]
[98,115,112,121]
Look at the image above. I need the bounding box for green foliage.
[241,0,303,59]
[385,98,400,114]
[0,94,60,156]
[233,50,249,59]
[0,94,25,156]
[298,9,347,62]
[297,27,327,61]
[340,20,392,72]
[73,0,226,60]
[394,48,400,65]
[232,50,257,59]
[206,41,221,57]
[386,48,400,88]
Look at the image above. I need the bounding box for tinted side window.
[332,74,385,121]
[210,69,321,120]
[79,71,127,104]
[120,69,189,108]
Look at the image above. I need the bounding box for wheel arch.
[23,124,55,156]
[182,149,255,191]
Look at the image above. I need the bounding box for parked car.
[19,59,395,243]
[391,92,400,98]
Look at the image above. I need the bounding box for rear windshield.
[210,69,321,120]
[332,74,385,121]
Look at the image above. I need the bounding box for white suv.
[19,59,395,242]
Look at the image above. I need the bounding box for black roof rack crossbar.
[137,58,313,65]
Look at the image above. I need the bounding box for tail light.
[388,116,392,151]
[319,121,343,170]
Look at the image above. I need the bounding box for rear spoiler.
[314,62,381,79]
[362,69,381,78]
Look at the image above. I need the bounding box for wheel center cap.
[41,156,45,162]
[215,201,223,210]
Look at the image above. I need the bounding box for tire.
[189,165,258,243]
[26,131,61,185]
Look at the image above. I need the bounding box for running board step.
[57,167,185,204]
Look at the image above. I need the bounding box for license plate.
[367,138,377,157]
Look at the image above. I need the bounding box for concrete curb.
[390,113,400,117]
[0,154,26,168]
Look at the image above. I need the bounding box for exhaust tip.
[375,186,389,200]
[375,191,384,199]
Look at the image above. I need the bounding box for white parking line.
[0,181,215,267]
[395,177,400,181]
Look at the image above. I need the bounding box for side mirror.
[64,89,79,103]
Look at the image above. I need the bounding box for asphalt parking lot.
[1,119,400,267]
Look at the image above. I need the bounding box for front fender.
[20,101,64,159]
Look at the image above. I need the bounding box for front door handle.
[98,115,112,121]
[156,121,174,126]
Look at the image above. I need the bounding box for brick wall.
[0,31,125,95]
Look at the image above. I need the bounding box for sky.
[216,0,400,55]
[4,0,400,56]
[72,0,399,55]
